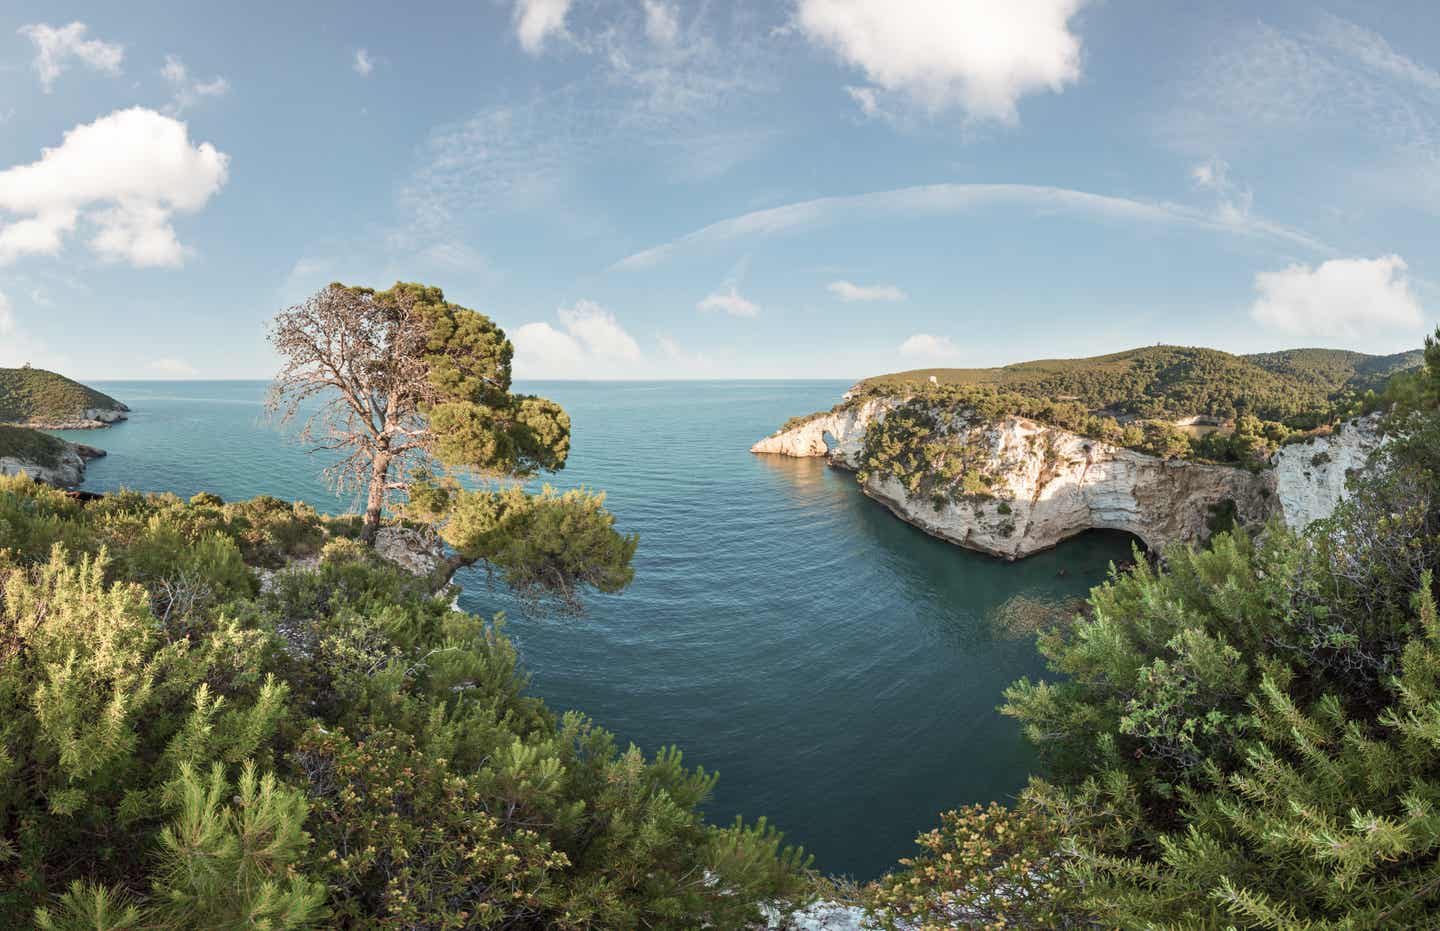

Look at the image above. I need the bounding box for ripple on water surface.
[62,379,1137,879]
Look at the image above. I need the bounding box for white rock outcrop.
[749,399,893,462]
[1270,414,1385,530]
[753,401,1387,559]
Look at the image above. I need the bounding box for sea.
[55,379,1137,880]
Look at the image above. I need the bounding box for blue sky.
[1,0,1438,380]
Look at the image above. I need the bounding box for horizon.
[2,1,1437,380]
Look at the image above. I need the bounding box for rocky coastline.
[752,398,1383,558]
[5,404,131,430]
[0,438,106,488]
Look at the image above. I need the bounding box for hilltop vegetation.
[852,345,1421,424]
[0,367,126,425]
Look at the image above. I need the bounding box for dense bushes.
[0,478,811,928]
[863,331,1440,928]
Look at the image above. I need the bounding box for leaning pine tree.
[268,281,635,602]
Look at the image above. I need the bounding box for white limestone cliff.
[1269,414,1385,530]
[752,401,1386,558]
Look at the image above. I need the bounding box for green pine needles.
[0,480,813,928]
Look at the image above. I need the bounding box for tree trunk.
[359,451,393,544]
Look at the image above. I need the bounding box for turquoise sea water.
[57,380,1136,880]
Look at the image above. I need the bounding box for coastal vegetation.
[0,367,126,426]
[0,424,67,468]
[0,282,814,928]
[851,345,1421,423]
[859,331,1440,928]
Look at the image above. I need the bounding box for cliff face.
[0,439,104,487]
[752,402,1383,559]
[1269,414,1385,530]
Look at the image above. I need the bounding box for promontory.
[753,346,1412,559]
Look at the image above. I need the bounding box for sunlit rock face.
[753,401,1381,559]
[1270,414,1385,530]
[0,439,103,487]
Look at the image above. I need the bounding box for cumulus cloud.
[353,48,375,75]
[512,300,641,377]
[513,0,573,55]
[796,0,1087,123]
[828,279,906,302]
[698,287,759,317]
[161,55,230,115]
[0,107,230,267]
[1251,255,1424,339]
[18,21,123,91]
[147,357,199,377]
[899,333,962,361]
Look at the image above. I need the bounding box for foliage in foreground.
[0,478,811,929]
[866,332,1440,928]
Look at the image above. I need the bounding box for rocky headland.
[752,397,1384,559]
[0,429,106,487]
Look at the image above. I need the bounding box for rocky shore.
[752,399,1383,558]
[8,404,131,430]
[0,439,106,487]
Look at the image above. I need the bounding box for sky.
[1,0,1438,380]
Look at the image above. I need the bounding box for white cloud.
[698,287,759,317]
[0,107,230,267]
[147,357,198,377]
[18,21,123,92]
[796,0,1087,123]
[353,48,375,76]
[161,55,230,115]
[828,279,906,302]
[557,300,642,360]
[512,300,642,377]
[514,0,573,55]
[1251,255,1424,339]
[613,183,1329,271]
[643,1,680,45]
[899,333,962,362]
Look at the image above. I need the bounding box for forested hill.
[0,367,127,425]
[852,345,1423,422]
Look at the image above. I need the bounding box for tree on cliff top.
[268,281,635,602]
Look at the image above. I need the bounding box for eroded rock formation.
[0,440,105,487]
[753,400,1384,559]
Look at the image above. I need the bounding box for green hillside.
[0,424,68,467]
[852,345,1421,423]
[0,367,125,424]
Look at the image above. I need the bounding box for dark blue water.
[57,380,1135,880]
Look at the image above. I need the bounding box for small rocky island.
[754,346,1406,558]
[0,366,128,486]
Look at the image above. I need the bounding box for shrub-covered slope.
[853,345,1421,422]
[0,425,69,468]
[0,367,126,425]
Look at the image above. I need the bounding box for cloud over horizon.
[512,299,642,377]
[1251,255,1424,342]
